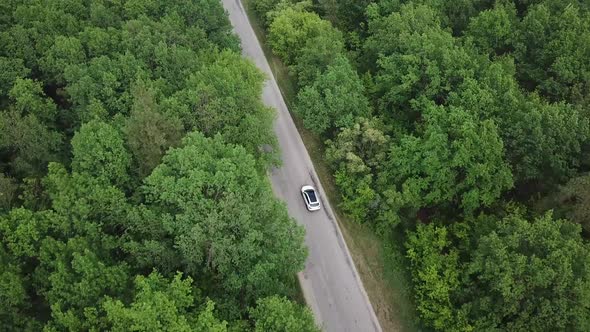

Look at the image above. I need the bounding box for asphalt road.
[220,1,382,331]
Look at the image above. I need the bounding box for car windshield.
[306,190,318,203]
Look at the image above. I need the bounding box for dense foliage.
[0,0,318,330]
[252,0,590,329]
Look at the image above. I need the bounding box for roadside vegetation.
[249,0,590,330]
[242,1,420,330]
[0,1,319,331]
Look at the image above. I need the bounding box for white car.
[301,185,321,211]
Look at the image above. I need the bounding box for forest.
[250,0,590,330]
[0,0,319,331]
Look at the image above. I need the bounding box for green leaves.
[144,132,306,315]
[39,36,86,86]
[44,242,129,314]
[369,9,480,127]
[383,103,513,214]
[514,2,590,106]
[291,30,345,88]
[554,174,590,234]
[295,55,370,135]
[124,83,183,179]
[0,0,310,329]
[268,7,342,65]
[103,271,228,332]
[326,117,389,222]
[9,78,57,123]
[0,246,38,331]
[249,296,319,332]
[0,208,52,258]
[0,174,18,211]
[0,109,62,178]
[252,0,284,26]
[465,3,517,55]
[406,224,470,331]
[0,57,30,100]
[407,212,590,331]
[65,54,147,122]
[466,212,590,330]
[176,50,279,168]
[449,58,590,186]
[71,120,131,187]
[0,77,62,178]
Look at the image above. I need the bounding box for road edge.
[297,271,324,328]
[308,172,383,332]
[223,0,383,331]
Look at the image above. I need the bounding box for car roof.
[305,189,318,202]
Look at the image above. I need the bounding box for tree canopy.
[143,132,306,316]
[0,0,316,330]
[407,212,590,331]
[250,0,590,329]
[249,296,319,332]
[295,55,370,135]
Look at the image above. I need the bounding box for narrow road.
[220,1,382,331]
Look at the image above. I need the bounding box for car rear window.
[307,190,317,202]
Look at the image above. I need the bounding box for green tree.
[124,83,183,179]
[175,50,279,167]
[0,110,62,177]
[327,0,375,33]
[449,60,590,185]
[365,3,483,128]
[0,208,54,260]
[65,53,147,123]
[103,271,227,332]
[252,0,283,25]
[465,2,517,55]
[0,207,127,331]
[9,78,57,123]
[0,57,30,101]
[406,223,471,331]
[39,237,130,331]
[295,55,370,135]
[43,161,132,244]
[0,77,62,177]
[0,25,38,72]
[380,103,513,214]
[78,26,122,59]
[0,173,18,211]
[291,28,345,88]
[0,246,41,331]
[165,0,239,50]
[325,117,389,222]
[117,15,208,90]
[554,174,590,234]
[120,204,179,273]
[514,3,590,106]
[249,296,319,332]
[123,0,162,19]
[0,1,15,30]
[368,0,493,34]
[39,36,86,86]
[143,132,306,315]
[326,117,389,172]
[71,119,131,187]
[465,212,590,330]
[525,98,589,183]
[364,2,442,69]
[268,6,343,65]
[435,0,489,34]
